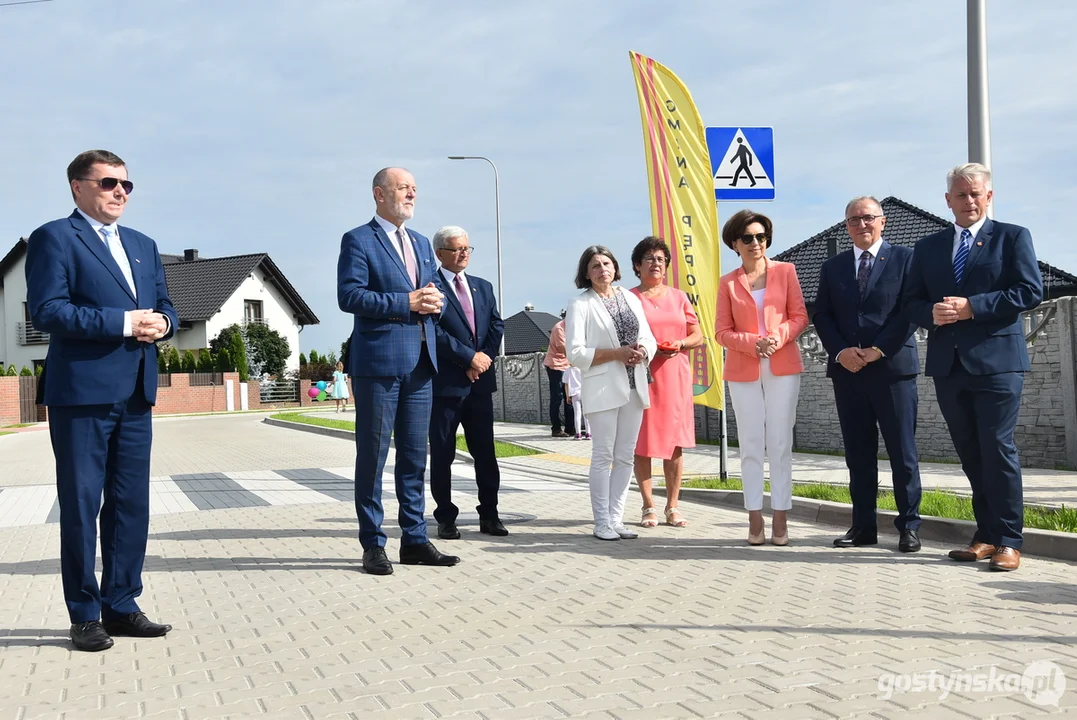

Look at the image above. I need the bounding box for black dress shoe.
[437,522,461,540]
[103,612,172,638]
[400,541,460,566]
[362,546,394,575]
[899,529,922,553]
[71,621,114,652]
[833,527,878,548]
[479,517,509,536]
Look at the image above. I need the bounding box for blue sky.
[2,1,1074,356]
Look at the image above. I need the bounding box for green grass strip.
[270,412,540,459]
[681,476,1076,533]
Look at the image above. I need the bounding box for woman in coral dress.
[630,237,703,528]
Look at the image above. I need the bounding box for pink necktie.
[397,228,418,288]
[454,274,476,337]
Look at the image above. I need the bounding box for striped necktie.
[953,228,972,285]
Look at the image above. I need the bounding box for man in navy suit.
[337,167,460,575]
[428,226,507,540]
[25,150,178,651]
[814,196,923,553]
[903,163,1043,571]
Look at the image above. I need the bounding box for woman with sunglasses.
[715,210,808,546]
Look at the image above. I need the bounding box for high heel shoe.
[748,527,766,546]
[771,533,789,546]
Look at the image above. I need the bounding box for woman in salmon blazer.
[715,210,809,546]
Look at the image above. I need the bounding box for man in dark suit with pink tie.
[337,167,459,575]
[427,226,507,540]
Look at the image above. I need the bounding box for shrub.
[299,352,307,367]
[196,350,216,372]
[167,346,183,374]
[19,366,32,376]
[182,350,197,373]
[6,365,16,376]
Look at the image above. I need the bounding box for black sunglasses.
[740,233,768,245]
[77,177,135,194]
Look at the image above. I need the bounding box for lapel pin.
[977,241,983,246]
[135,259,141,263]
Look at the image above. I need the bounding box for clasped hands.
[131,309,169,343]
[837,346,883,373]
[932,296,973,326]
[755,336,779,358]
[466,351,492,382]
[617,343,647,367]
[409,283,444,315]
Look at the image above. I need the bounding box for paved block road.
[0,414,1074,718]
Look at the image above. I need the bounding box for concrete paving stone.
[485,703,572,719]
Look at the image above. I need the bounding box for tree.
[167,346,183,374]
[216,348,234,372]
[325,350,338,367]
[340,338,349,360]
[230,331,249,382]
[19,366,32,376]
[299,352,308,367]
[5,365,16,376]
[157,342,173,373]
[35,364,43,377]
[182,350,197,373]
[309,349,320,365]
[244,323,290,378]
[197,350,216,372]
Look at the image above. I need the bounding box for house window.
[244,300,264,325]
[23,302,32,322]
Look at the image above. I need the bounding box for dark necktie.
[856,251,872,300]
[954,228,972,285]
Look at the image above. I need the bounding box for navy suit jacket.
[25,210,177,406]
[432,271,503,397]
[900,219,1042,376]
[337,217,440,377]
[902,219,1043,377]
[813,241,919,378]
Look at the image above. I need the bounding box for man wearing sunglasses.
[813,196,923,554]
[24,149,178,651]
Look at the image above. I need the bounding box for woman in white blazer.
[565,246,658,541]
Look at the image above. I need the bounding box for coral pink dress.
[631,286,698,459]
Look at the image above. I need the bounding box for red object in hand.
[657,341,679,353]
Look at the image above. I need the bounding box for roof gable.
[504,310,560,354]
[0,238,27,287]
[773,196,1077,305]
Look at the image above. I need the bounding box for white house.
[0,241,319,374]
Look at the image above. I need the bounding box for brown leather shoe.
[989,547,1021,572]
[948,542,997,562]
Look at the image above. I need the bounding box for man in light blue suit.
[903,162,1043,572]
[25,150,178,651]
[337,167,460,575]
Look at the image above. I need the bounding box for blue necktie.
[856,251,872,300]
[953,228,971,285]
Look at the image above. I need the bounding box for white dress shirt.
[952,216,987,260]
[374,214,411,264]
[76,208,140,337]
[439,267,474,310]
[852,238,883,280]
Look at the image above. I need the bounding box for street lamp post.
[448,155,507,420]
[447,156,504,357]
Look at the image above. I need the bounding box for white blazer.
[565,286,658,414]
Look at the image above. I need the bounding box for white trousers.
[569,394,591,435]
[586,395,645,526]
[726,359,800,512]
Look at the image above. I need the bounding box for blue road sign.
[707,127,775,201]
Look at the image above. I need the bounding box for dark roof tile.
[504,310,560,355]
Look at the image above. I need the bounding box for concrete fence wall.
[492,296,1077,470]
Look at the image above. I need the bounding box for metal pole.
[448,155,507,418]
[967,0,994,216]
[719,408,728,480]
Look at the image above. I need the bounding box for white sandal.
[640,507,659,528]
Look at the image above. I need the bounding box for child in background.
[563,365,591,440]
[331,361,350,413]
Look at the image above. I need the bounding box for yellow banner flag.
[629,51,723,410]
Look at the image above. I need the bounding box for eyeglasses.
[845,214,883,226]
[641,255,668,265]
[739,233,768,245]
[439,247,473,256]
[76,177,134,194]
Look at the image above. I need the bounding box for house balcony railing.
[243,318,269,327]
[16,322,49,345]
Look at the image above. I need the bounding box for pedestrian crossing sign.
[706,126,775,201]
